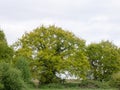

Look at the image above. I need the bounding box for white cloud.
[0,0,120,46]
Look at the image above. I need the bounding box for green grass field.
[29,88,117,90]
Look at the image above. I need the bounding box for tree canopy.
[87,40,120,81]
[0,30,13,62]
[13,25,90,83]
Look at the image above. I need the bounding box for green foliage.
[39,73,62,84]
[0,30,13,63]
[2,68,25,90]
[0,62,26,90]
[79,80,110,89]
[15,56,31,83]
[0,83,4,90]
[26,81,37,88]
[63,83,80,88]
[87,40,120,81]
[38,80,111,89]
[40,83,65,89]
[109,72,120,88]
[13,25,90,84]
[0,30,7,44]
[40,83,80,89]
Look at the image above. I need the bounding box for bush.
[26,80,37,88]
[0,83,4,90]
[110,72,120,89]
[39,72,62,84]
[0,62,26,90]
[15,56,31,83]
[40,83,82,89]
[2,68,26,90]
[40,83,64,89]
[79,80,110,89]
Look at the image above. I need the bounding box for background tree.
[87,40,120,81]
[0,30,13,63]
[13,25,90,84]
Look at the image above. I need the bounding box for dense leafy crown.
[13,26,90,83]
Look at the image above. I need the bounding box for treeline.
[0,25,120,90]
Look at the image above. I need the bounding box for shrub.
[110,72,120,88]
[0,83,4,90]
[40,83,64,89]
[39,72,62,84]
[26,80,36,88]
[0,62,26,90]
[2,68,26,90]
[15,56,31,83]
[79,80,110,89]
[63,83,79,88]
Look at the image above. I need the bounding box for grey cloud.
[1,0,118,22]
[0,0,120,46]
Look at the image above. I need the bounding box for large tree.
[13,25,90,84]
[87,40,120,81]
[0,30,13,62]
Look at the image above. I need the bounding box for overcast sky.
[0,0,120,46]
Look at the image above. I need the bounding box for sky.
[0,0,120,46]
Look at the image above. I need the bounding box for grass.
[29,88,117,90]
